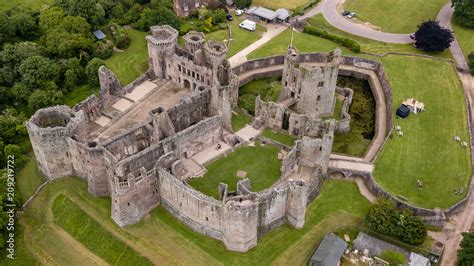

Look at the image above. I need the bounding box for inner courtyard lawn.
[231,109,252,132]
[206,16,265,58]
[188,141,281,198]
[105,29,149,85]
[344,0,448,33]
[262,129,296,147]
[3,175,370,265]
[374,56,472,209]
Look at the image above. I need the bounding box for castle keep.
[27,25,352,252]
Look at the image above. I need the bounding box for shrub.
[111,24,131,50]
[238,94,256,115]
[92,42,113,59]
[468,52,474,74]
[365,198,427,245]
[294,0,320,16]
[85,58,106,86]
[303,26,361,53]
[414,20,454,52]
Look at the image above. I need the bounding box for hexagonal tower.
[146,25,178,79]
[26,106,83,179]
[204,40,227,72]
[184,31,206,65]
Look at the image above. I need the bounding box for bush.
[92,42,113,59]
[414,20,454,52]
[468,52,474,74]
[303,26,361,53]
[452,0,474,28]
[365,198,427,245]
[294,0,320,16]
[111,24,131,50]
[238,94,256,115]
[85,58,106,86]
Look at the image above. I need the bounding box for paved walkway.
[228,24,287,67]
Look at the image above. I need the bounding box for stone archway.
[183,79,191,89]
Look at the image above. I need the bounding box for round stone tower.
[26,106,82,179]
[204,40,227,68]
[146,25,178,79]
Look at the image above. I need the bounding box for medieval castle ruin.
[26,25,354,252]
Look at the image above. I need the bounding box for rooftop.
[310,234,347,266]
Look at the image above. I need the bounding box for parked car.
[409,34,415,40]
[347,12,356,19]
[226,14,233,21]
[342,11,350,16]
[239,20,256,31]
[236,9,244,16]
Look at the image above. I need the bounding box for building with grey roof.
[247,6,291,23]
[310,234,347,266]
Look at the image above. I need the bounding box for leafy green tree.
[3,144,27,168]
[55,0,105,28]
[62,58,85,90]
[0,42,42,86]
[452,0,474,28]
[28,89,63,111]
[85,58,105,86]
[41,15,94,58]
[0,6,39,45]
[112,24,131,49]
[19,56,60,88]
[233,0,252,8]
[134,7,181,31]
[10,82,32,106]
[414,20,454,52]
[365,198,427,245]
[459,232,474,265]
[39,6,65,32]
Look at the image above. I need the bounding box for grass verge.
[232,109,252,132]
[262,128,296,147]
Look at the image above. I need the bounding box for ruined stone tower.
[146,25,178,79]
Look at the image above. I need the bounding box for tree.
[0,42,41,86]
[41,15,94,58]
[39,6,65,32]
[459,232,474,265]
[19,56,60,88]
[28,89,63,111]
[414,20,454,52]
[452,0,474,28]
[55,0,105,28]
[0,6,39,45]
[134,7,181,31]
[468,52,474,74]
[111,24,131,49]
[85,58,105,86]
[233,0,251,8]
[365,198,427,245]
[62,58,85,90]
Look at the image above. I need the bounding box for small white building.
[402,98,425,114]
[409,252,431,266]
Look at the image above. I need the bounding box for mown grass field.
[262,129,296,146]
[252,0,309,10]
[189,141,281,198]
[105,29,149,85]
[452,21,474,59]
[206,16,265,58]
[3,175,370,265]
[374,56,471,209]
[52,194,153,265]
[344,0,448,33]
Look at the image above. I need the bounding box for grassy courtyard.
[374,56,472,209]
[344,0,448,33]
[231,109,252,132]
[105,29,149,85]
[206,16,265,58]
[3,173,370,265]
[188,142,281,198]
[263,129,296,147]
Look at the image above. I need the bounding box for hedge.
[294,0,320,16]
[303,26,361,53]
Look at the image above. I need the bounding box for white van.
[239,20,256,31]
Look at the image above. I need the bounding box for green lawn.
[240,76,282,102]
[452,21,474,59]
[63,84,99,107]
[252,0,309,10]
[344,0,448,33]
[262,128,296,147]
[3,174,370,265]
[105,29,149,85]
[189,141,281,198]
[52,194,153,265]
[232,109,252,132]
[307,15,452,58]
[206,16,265,58]
[16,154,45,203]
[374,56,472,209]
